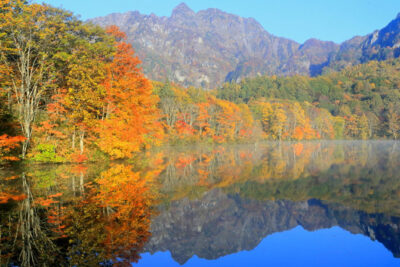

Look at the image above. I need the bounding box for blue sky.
[38,0,400,44]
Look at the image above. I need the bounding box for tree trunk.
[19,173,57,266]
[21,124,32,159]
[79,171,84,194]
[79,131,85,154]
[72,129,76,150]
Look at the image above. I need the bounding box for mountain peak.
[90,5,400,87]
[172,3,195,17]
[397,12,400,19]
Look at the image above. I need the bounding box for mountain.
[144,189,400,264]
[327,13,400,71]
[90,3,400,88]
[90,3,339,87]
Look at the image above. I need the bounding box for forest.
[0,0,400,164]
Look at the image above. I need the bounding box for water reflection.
[146,141,400,264]
[0,163,159,266]
[145,189,400,264]
[0,141,400,266]
[155,141,400,216]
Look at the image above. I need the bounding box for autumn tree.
[156,81,180,130]
[195,102,212,137]
[386,108,400,139]
[237,103,254,138]
[0,1,79,157]
[0,134,25,162]
[358,114,370,140]
[62,24,115,157]
[262,103,287,140]
[96,26,162,159]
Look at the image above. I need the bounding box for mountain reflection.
[146,141,400,264]
[1,141,400,266]
[145,189,400,264]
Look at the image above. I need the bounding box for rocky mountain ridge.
[144,189,400,264]
[90,4,400,88]
[328,12,400,71]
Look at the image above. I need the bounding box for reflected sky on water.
[139,226,399,267]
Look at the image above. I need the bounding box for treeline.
[153,81,256,143]
[154,81,358,142]
[217,59,400,139]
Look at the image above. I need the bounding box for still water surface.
[1,141,400,266]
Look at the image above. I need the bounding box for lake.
[1,141,400,266]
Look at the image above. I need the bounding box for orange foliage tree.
[0,134,25,162]
[96,26,163,159]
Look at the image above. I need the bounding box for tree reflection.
[0,174,62,266]
[155,142,400,216]
[66,164,156,266]
[0,163,157,266]
[1,141,400,266]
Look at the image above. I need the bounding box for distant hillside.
[90,3,400,88]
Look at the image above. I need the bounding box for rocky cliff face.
[327,13,400,71]
[90,4,400,87]
[90,3,339,87]
[144,189,400,264]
